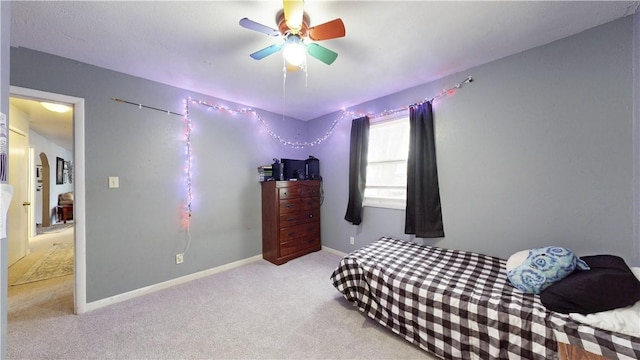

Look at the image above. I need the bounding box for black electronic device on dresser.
[271,156,321,181]
[261,180,322,265]
[305,156,320,180]
[281,158,306,180]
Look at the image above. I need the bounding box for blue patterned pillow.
[506,246,590,294]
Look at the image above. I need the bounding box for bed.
[330,237,640,359]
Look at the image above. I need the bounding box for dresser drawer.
[278,182,321,200]
[280,235,321,257]
[278,186,299,200]
[279,222,320,242]
[279,198,320,214]
[279,208,319,227]
[297,184,321,198]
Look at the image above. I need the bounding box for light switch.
[108,176,119,188]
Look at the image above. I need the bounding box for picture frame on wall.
[56,157,64,184]
[65,160,73,184]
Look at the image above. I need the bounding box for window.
[364,111,410,209]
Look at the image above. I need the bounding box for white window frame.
[363,111,410,210]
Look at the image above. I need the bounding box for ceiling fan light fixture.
[240,1,345,69]
[283,42,306,67]
[40,101,71,113]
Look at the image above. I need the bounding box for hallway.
[7,226,74,315]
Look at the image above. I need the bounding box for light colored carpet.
[7,250,440,359]
[36,223,73,235]
[12,243,74,285]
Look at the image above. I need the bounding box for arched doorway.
[39,152,51,227]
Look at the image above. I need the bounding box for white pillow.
[569,267,640,337]
[506,250,529,272]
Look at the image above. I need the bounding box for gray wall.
[310,16,639,266]
[10,47,307,302]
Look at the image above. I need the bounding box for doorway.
[7,87,86,314]
[7,128,29,266]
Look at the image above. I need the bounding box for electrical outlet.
[349,236,355,245]
[176,253,184,264]
[108,176,119,188]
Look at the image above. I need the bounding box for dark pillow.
[540,255,640,314]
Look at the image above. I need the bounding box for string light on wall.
[189,99,342,149]
[257,110,342,149]
[180,98,193,257]
[182,98,193,229]
[112,76,473,153]
[343,76,474,120]
[112,76,473,154]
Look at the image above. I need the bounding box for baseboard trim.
[322,246,347,257]
[84,254,263,313]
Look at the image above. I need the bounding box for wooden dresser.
[261,180,322,265]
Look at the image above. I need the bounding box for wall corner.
[632,9,640,266]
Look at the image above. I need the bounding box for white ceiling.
[8,1,639,150]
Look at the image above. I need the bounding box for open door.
[7,128,29,266]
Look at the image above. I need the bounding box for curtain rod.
[364,76,474,119]
[422,76,474,105]
[111,98,184,117]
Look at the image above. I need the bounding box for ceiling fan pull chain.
[282,64,287,122]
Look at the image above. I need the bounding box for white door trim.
[9,86,87,314]
[28,147,34,243]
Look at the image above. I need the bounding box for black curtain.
[344,116,370,225]
[405,102,444,237]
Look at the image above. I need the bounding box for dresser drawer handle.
[286,204,295,208]
[286,217,296,222]
[308,214,313,218]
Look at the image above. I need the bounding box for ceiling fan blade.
[283,0,304,32]
[239,18,280,36]
[308,18,345,41]
[307,43,338,65]
[250,44,284,60]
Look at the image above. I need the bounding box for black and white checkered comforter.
[330,237,640,359]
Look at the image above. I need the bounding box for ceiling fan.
[239,0,346,71]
